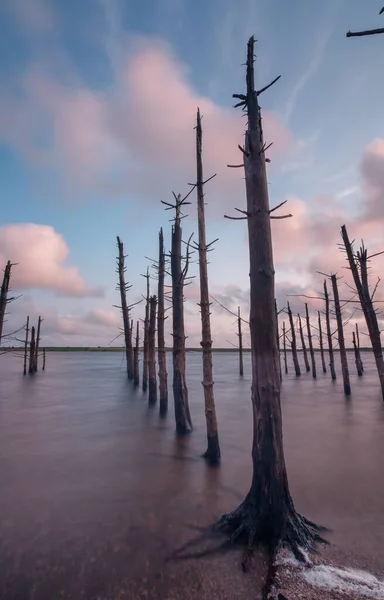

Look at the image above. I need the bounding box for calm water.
[0,350,383,598]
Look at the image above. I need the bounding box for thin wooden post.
[134,320,140,387]
[324,280,336,381]
[331,274,351,396]
[287,302,300,376]
[42,349,46,371]
[352,331,363,377]
[282,322,288,374]
[356,323,364,372]
[34,315,42,372]
[23,316,29,376]
[157,227,168,415]
[305,304,316,378]
[142,268,150,393]
[238,306,244,376]
[318,311,327,373]
[298,313,310,372]
[29,326,36,375]
[148,295,157,405]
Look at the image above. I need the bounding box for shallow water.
[0,350,383,598]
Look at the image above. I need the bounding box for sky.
[0,0,384,348]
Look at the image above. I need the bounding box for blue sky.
[1,0,384,346]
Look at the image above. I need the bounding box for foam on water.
[303,565,384,599]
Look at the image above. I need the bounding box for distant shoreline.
[0,346,375,353]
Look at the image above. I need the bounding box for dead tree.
[238,306,244,376]
[352,331,363,377]
[347,8,384,37]
[116,236,134,380]
[275,300,282,382]
[298,313,310,372]
[331,274,351,396]
[43,349,46,371]
[161,192,193,434]
[282,322,288,374]
[341,225,384,397]
[287,302,300,376]
[34,316,42,372]
[133,320,140,387]
[0,260,12,345]
[142,268,150,393]
[356,323,364,372]
[318,311,327,374]
[215,37,324,582]
[23,316,29,376]
[157,227,168,415]
[148,295,157,405]
[324,280,336,381]
[29,326,36,374]
[305,304,316,378]
[194,108,220,462]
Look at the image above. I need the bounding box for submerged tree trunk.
[352,331,363,377]
[275,301,282,382]
[287,302,300,376]
[318,311,327,374]
[148,295,157,405]
[305,304,316,379]
[0,260,11,345]
[238,306,244,376]
[170,197,192,434]
[157,227,168,416]
[34,316,42,372]
[43,349,46,371]
[331,274,351,396]
[23,316,29,376]
[282,322,288,374]
[29,326,36,375]
[142,269,150,393]
[356,323,364,372]
[116,237,134,380]
[298,313,310,372]
[134,320,140,387]
[324,280,336,381]
[341,225,384,398]
[215,38,324,579]
[196,108,220,463]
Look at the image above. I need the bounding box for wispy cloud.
[335,185,359,200]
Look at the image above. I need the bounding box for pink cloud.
[0,224,103,298]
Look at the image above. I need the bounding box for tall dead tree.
[215,38,324,582]
[157,227,168,415]
[352,331,363,377]
[29,326,36,374]
[34,316,42,372]
[341,226,384,397]
[282,322,288,374]
[148,295,157,405]
[298,313,310,372]
[331,274,351,396]
[194,108,221,462]
[161,192,193,434]
[142,268,150,393]
[356,323,364,372]
[318,311,327,374]
[0,260,12,345]
[305,304,316,379]
[287,302,300,376]
[237,306,244,376]
[43,349,46,371]
[347,8,384,37]
[116,237,134,380]
[133,320,140,387]
[324,280,336,380]
[23,316,29,376]
[275,301,282,382]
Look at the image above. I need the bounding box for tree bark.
[356,323,364,372]
[298,313,310,372]
[341,225,384,398]
[324,280,336,381]
[282,322,288,374]
[34,315,42,372]
[148,295,157,405]
[171,197,192,434]
[0,260,11,346]
[134,320,140,387]
[23,316,29,376]
[215,38,324,575]
[116,237,134,380]
[305,304,316,378]
[196,108,220,463]
[142,269,150,393]
[275,300,282,382]
[287,302,300,376]
[238,306,244,376]
[318,311,327,374]
[331,274,351,396]
[352,331,363,377]
[157,227,168,416]
[29,326,36,375]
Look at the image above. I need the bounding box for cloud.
[361,138,384,219]
[2,0,54,32]
[0,224,103,298]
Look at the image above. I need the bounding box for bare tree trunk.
[324,280,336,381]
[275,300,282,382]
[148,295,157,405]
[352,331,363,377]
[134,320,140,387]
[341,225,384,398]
[287,302,300,376]
[356,323,364,372]
[43,349,46,371]
[157,227,168,415]
[318,311,327,374]
[34,316,42,372]
[282,322,288,374]
[0,261,11,345]
[215,38,324,577]
[238,306,244,376]
[331,274,351,396]
[116,237,134,380]
[142,269,150,393]
[170,197,192,434]
[29,326,36,375]
[23,316,29,376]
[298,313,310,372]
[196,108,220,463]
[305,304,316,378]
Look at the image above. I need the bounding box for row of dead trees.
[23,316,46,375]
